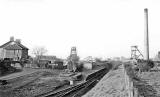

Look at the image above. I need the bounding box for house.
[36,55,65,69]
[83,56,96,63]
[0,37,29,61]
[83,61,93,70]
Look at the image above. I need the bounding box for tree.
[137,60,155,72]
[32,46,47,57]
[32,46,47,68]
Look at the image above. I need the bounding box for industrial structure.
[130,8,150,61]
[144,8,150,60]
[131,46,143,60]
[67,47,79,72]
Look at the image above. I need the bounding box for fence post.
[123,64,130,97]
[133,87,139,97]
[123,64,134,97]
[129,79,133,97]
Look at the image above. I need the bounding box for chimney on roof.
[15,39,21,44]
[10,36,14,42]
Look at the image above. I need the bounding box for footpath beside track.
[83,64,132,97]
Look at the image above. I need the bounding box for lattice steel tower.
[131,46,143,60]
[67,47,79,72]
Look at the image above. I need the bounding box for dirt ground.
[136,72,160,97]
[0,68,69,97]
[0,65,108,97]
[0,68,40,80]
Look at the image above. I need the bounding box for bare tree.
[32,46,47,68]
[32,46,47,57]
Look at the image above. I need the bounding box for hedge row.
[0,61,20,76]
[124,62,158,97]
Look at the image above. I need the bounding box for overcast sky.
[0,0,160,59]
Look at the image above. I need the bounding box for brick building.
[0,37,29,61]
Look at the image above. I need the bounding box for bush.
[76,63,83,72]
[137,60,155,72]
[124,63,140,81]
[110,61,122,70]
[0,61,18,76]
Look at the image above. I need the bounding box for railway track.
[36,67,108,97]
[70,79,98,97]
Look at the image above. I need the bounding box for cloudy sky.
[0,0,160,59]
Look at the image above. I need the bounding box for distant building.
[158,51,160,60]
[112,57,120,61]
[0,37,29,61]
[36,55,64,69]
[82,56,95,70]
[83,56,96,63]
[83,62,93,70]
[37,55,57,64]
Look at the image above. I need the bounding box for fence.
[123,64,139,97]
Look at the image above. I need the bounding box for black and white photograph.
[0,0,160,97]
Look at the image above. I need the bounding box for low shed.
[83,62,93,70]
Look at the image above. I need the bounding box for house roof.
[0,41,12,48]
[38,55,56,60]
[4,44,22,50]
[16,43,29,50]
[0,41,29,50]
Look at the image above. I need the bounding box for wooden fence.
[123,64,139,97]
